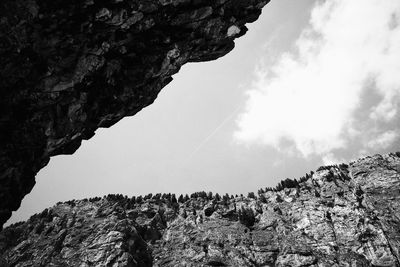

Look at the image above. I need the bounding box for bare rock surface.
[0,0,269,227]
[1,153,400,266]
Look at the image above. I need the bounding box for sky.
[7,0,400,225]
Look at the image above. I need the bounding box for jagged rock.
[0,0,270,228]
[1,153,400,266]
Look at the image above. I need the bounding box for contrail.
[187,105,242,159]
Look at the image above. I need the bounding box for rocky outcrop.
[1,153,400,266]
[0,0,270,228]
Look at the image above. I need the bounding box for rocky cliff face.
[1,153,400,266]
[0,0,269,228]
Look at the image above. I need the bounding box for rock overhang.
[0,0,270,228]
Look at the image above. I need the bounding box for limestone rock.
[1,153,400,266]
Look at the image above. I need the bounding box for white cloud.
[367,131,398,150]
[321,153,345,166]
[235,0,400,159]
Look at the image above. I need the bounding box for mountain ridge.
[1,152,400,266]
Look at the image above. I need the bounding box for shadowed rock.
[0,0,270,228]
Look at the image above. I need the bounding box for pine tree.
[223,193,230,203]
[259,194,267,203]
[248,192,256,199]
[184,194,190,202]
[171,194,177,203]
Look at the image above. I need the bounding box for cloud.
[235,0,400,159]
[321,153,345,166]
[367,131,398,150]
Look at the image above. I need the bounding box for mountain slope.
[1,153,400,266]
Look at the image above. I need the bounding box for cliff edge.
[0,0,269,228]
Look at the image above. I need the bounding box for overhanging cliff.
[0,0,269,228]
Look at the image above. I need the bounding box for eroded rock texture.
[1,153,400,266]
[0,0,269,228]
